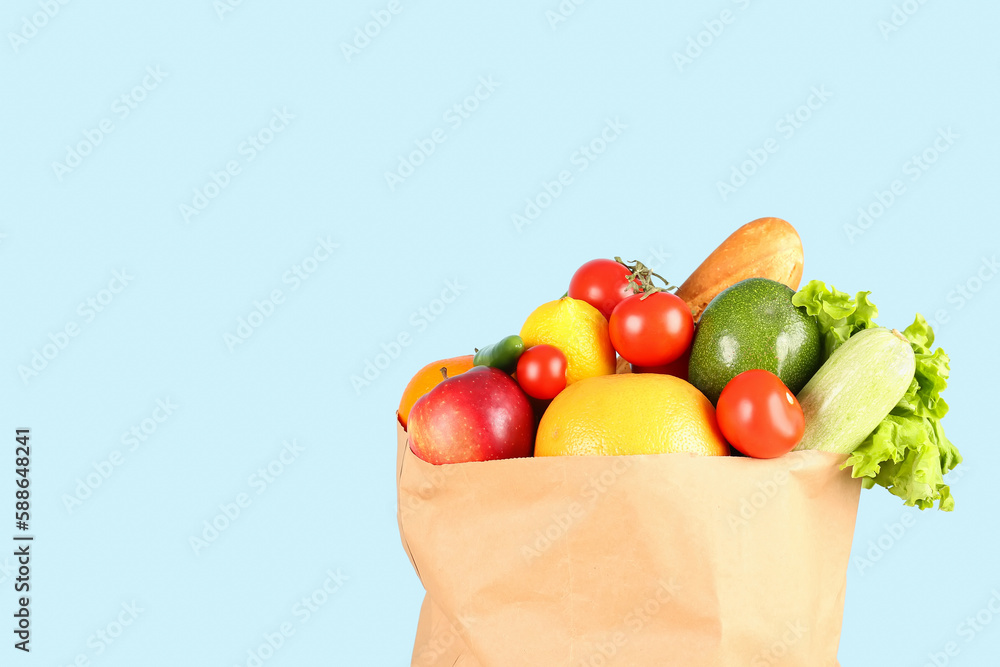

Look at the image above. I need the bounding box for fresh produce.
[792,281,960,510]
[399,220,964,511]
[395,219,966,667]
[516,345,567,400]
[676,217,804,320]
[534,373,728,457]
[717,369,804,459]
[520,297,616,385]
[688,278,821,404]
[397,355,474,428]
[631,346,691,380]
[793,328,914,455]
[609,291,694,367]
[791,280,878,360]
[568,259,635,319]
[473,334,525,373]
[408,366,535,464]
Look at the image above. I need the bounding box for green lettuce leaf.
[791,280,880,359]
[793,283,961,511]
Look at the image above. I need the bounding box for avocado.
[688,278,820,404]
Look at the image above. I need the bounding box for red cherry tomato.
[608,292,694,367]
[516,345,567,399]
[568,259,635,320]
[716,369,805,459]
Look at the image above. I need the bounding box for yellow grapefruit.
[535,373,728,457]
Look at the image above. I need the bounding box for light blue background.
[2,0,998,664]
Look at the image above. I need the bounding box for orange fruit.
[397,355,474,428]
[520,297,616,385]
[535,373,728,457]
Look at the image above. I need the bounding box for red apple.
[408,366,535,464]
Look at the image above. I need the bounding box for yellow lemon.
[535,373,728,457]
[520,297,616,385]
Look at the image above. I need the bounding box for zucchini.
[793,327,915,454]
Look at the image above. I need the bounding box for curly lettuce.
[791,281,880,358]
[792,281,962,511]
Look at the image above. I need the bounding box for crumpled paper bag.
[396,421,861,667]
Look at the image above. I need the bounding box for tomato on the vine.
[516,345,567,400]
[568,259,635,320]
[608,291,694,367]
[716,369,805,459]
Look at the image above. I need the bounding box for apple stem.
[439,367,449,380]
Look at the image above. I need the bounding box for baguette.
[677,217,804,320]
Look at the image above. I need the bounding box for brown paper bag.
[397,422,861,667]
